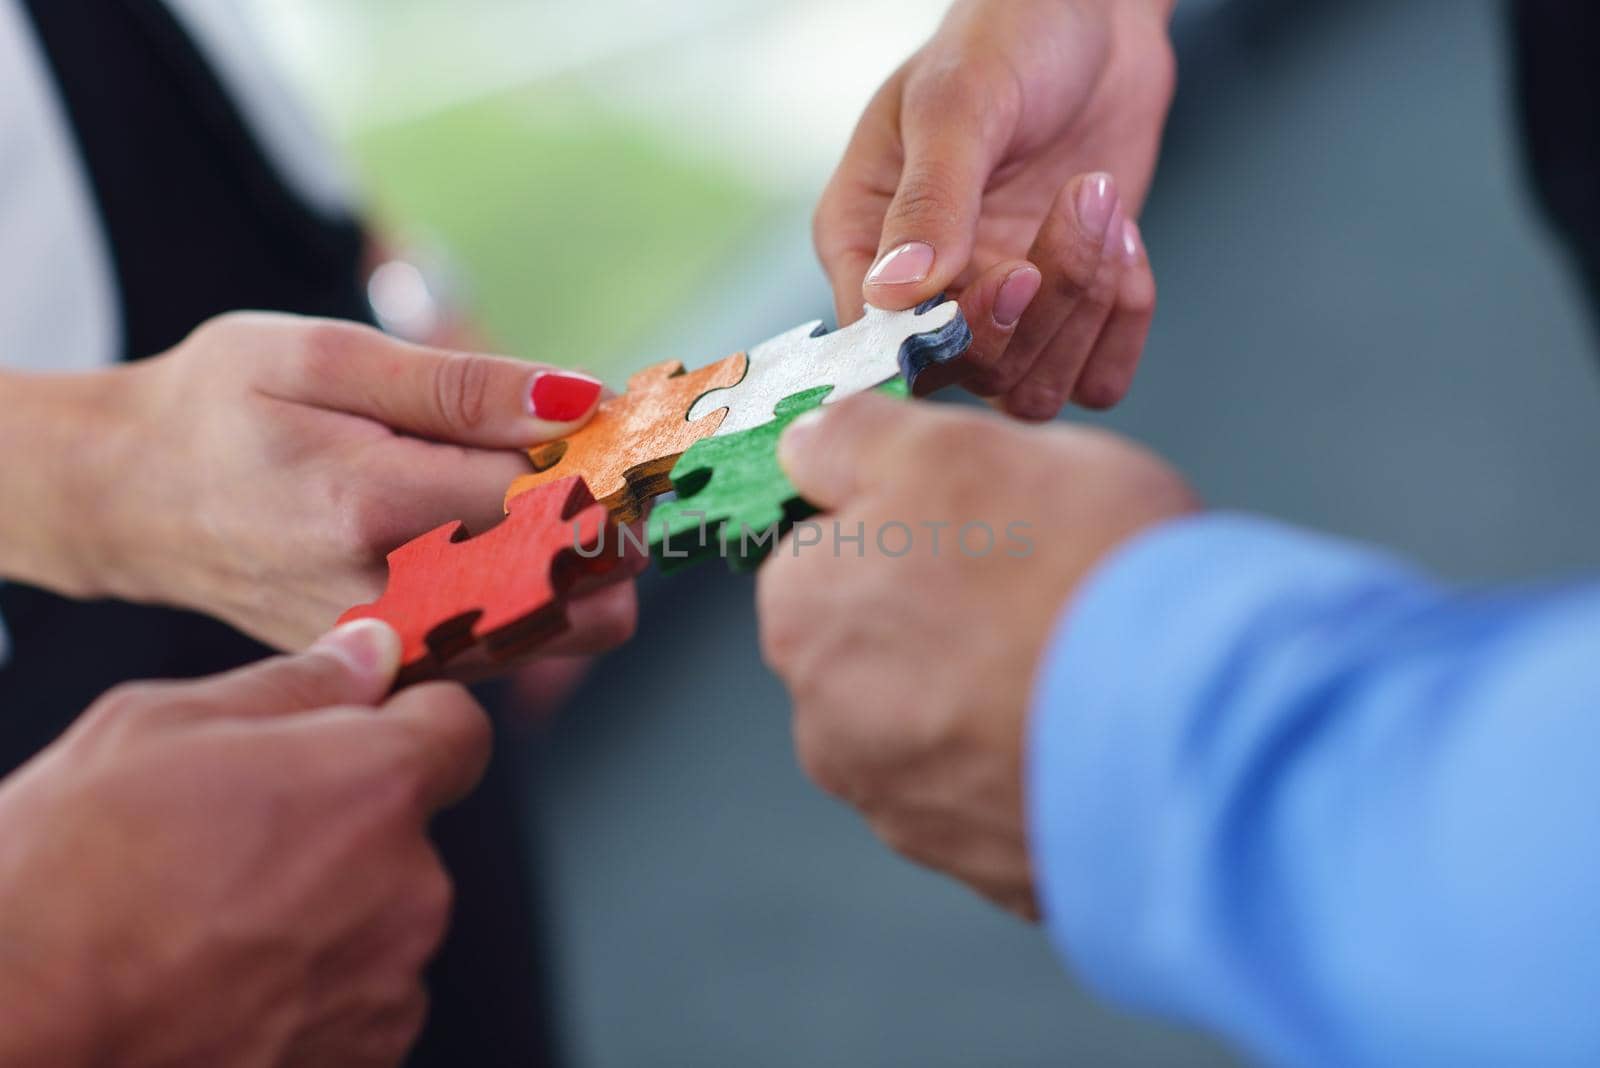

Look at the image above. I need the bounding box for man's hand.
[0,621,489,1067]
[49,312,635,653]
[756,394,1196,917]
[816,0,1176,419]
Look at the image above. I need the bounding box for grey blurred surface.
[523,1,1600,1065]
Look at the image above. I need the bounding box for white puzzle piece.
[687,300,970,436]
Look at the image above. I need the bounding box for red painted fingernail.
[529,370,602,422]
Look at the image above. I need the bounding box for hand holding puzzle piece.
[340,298,972,683]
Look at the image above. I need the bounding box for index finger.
[378,682,494,814]
[815,73,908,328]
[255,318,601,449]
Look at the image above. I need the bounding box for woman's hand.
[816,0,1177,419]
[20,312,633,654]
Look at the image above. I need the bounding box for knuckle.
[193,309,279,343]
[905,55,986,115]
[341,491,407,557]
[792,715,852,801]
[385,740,441,816]
[1120,276,1158,319]
[1080,280,1118,317]
[392,686,491,805]
[968,342,1041,399]
[755,568,804,673]
[889,165,962,231]
[1047,232,1109,298]
[437,687,493,759]
[574,582,641,650]
[392,988,431,1049]
[260,656,349,712]
[364,755,424,820]
[84,680,167,726]
[412,862,455,939]
[871,814,924,861]
[356,981,431,1067]
[190,311,246,345]
[604,602,640,647]
[294,320,372,390]
[368,990,430,1067]
[303,318,369,362]
[1075,374,1128,412]
[965,362,1023,398]
[431,354,490,434]
[1145,39,1179,112]
[1053,258,1114,310]
[1006,381,1068,423]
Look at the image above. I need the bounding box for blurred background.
[245,0,1599,1064]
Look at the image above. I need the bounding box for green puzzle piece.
[649,378,910,573]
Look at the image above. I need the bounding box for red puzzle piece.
[340,477,615,684]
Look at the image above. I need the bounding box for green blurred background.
[249,0,943,377]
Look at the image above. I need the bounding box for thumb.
[777,392,914,511]
[862,79,1005,312]
[267,321,603,448]
[160,619,404,720]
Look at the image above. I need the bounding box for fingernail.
[1104,201,1128,260]
[777,409,827,473]
[528,370,603,423]
[313,619,402,680]
[1076,173,1118,239]
[1122,219,1143,265]
[993,267,1042,327]
[865,242,935,287]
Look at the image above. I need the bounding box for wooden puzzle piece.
[341,477,615,684]
[503,353,747,523]
[651,379,910,573]
[685,297,969,437]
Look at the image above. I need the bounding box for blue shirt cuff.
[1026,513,1426,1027]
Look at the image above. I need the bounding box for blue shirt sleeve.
[1030,514,1600,1067]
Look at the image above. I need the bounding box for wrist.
[0,367,138,599]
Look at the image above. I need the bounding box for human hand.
[72,312,635,653]
[816,0,1176,419]
[756,394,1196,917]
[0,620,489,1067]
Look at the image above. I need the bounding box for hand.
[756,394,1196,917]
[67,312,635,652]
[0,620,489,1067]
[816,0,1176,419]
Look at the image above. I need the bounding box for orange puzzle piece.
[340,477,615,685]
[504,353,748,523]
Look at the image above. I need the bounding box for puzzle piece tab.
[341,477,614,684]
[651,379,910,573]
[685,297,969,438]
[504,353,747,523]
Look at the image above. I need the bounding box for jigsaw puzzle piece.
[651,379,910,574]
[685,296,969,438]
[504,352,747,524]
[341,476,615,685]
